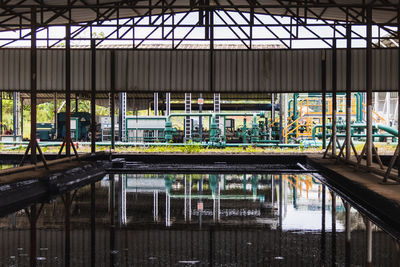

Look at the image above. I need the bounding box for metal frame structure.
[0,1,399,49]
[0,2,399,177]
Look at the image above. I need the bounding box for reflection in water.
[0,173,399,266]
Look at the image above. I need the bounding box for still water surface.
[0,173,398,266]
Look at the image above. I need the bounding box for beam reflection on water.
[1,173,400,266]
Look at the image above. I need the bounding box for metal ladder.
[119,92,127,142]
[214,93,222,133]
[185,93,191,143]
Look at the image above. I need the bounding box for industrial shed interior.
[0,1,400,267]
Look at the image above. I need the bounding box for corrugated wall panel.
[37,50,64,91]
[71,50,91,91]
[96,50,110,91]
[0,48,398,93]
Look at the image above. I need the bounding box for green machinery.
[164,112,272,147]
[37,112,91,141]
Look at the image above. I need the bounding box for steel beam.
[322,52,327,149]
[66,24,71,156]
[110,50,115,151]
[166,92,171,116]
[30,7,37,164]
[398,5,400,177]
[366,6,373,167]
[0,92,2,135]
[332,39,337,157]
[91,39,96,154]
[346,24,352,160]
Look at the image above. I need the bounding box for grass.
[1,141,397,155]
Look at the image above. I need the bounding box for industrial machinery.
[57,112,91,140]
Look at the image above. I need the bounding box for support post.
[110,51,115,151]
[66,24,71,157]
[154,92,158,116]
[54,93,57,139]
[30,7,37,164]
[398,5,400,178]
[0,92,2,135]
[166,93,171,116]
[279,93,283,143]
[199,93,203,141]
[91,39,96,154]
[332,38,337,157]
[346,23,352,160]
[21,97,23,139]
[366,6,373,167]
[322,52,327,149]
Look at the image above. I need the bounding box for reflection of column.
[366,219,373,267]
[320,185,326,266]
[118,174,127,226]
[184,175,191,222]
[110,175,116,266]
[271,175,275,208]
[279,174,282,229]
[344,201,351,266]
[213,175,220,223]
[165,191,171,227]
[331,191,336,266]
[90,183,96,267]
[153,190,159,222]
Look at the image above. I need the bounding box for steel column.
[320,185,326,266]
[13,92,18,139]
[75,95,78,113]
[322,53,327,149]
[91,39,96,154]
[279,93,283,143]
[20,97,23,139]
[398,5,400,177]
[110,51,115,151]
[154,92,158,116]
[166,93,171,116]
[199,93,203,140]
[0,92,2,135]
[66,25,71,156]
[30,7,37,164]
[366,6,373,166]
[346,24,352,160]
[54,93,57,139]
[332,38,337,156]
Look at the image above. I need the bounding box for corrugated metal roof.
[0,47,397,93]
